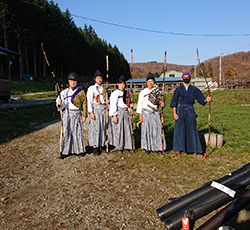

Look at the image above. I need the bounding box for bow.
[41,42,63,156]
[196,48,211,158]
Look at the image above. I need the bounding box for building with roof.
[125,70,211,92]
[159,70,183,78]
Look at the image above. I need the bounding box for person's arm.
[170,89,179,120]
[160,95,165,108]
[195,88,210,106]
[139,113,143,123]
[204,95,212,103]
[86,87,94,113]
[82,91,88,121]
[56,91,65,111]
[136,91,143,114]
[109,91,119,117]
[172,107,178,120]
[87,87,95,119]
[170,89,178,109]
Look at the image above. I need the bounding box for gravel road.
[0,119,170,230]
[1,118,249,229]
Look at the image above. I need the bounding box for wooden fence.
[74,78,250,95]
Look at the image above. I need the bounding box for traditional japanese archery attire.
[56,73,87,157]
[170,83,206,154]
[108,87,133,152]
[87,71,107,150]
[137,75,167,153]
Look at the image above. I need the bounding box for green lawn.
[1,89,249,229]
[1,89,250,157]
[11,80,55,95]
[132,89,250,157]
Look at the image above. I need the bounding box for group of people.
[56,70,211,159]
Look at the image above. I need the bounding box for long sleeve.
[87,86,94,113]
[170,88,179,108]
[109,91,119,116]
[82,91,88,117]
[56,91,66,111]
[136,91,144,114]
[136,88,157,113]
[86,84,105,113]
[195,88,206,106]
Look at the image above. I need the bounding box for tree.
[224,64,239,78]
[207,62,213,78]
[198,62,208,78]
[0,0,130,82]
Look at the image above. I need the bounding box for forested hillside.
[0,0,130,83]
[131,51,250,80]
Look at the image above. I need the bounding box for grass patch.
[121,89,250,192]
[0,104,59,144]
[1,89,250,191]
[11,80,56,95]
[17,91,58,100]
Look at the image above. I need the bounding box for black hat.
[117,75,126,83]
[94,70,103,79]
[67,72,79,81]
[146,72,155,81]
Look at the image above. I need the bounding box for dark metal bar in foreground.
[163,170,250,230]
[196,188,250,230]
[156,163,250,222]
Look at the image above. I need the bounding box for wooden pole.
[196,48,211,157]
[161,51,167,155]
[163,51,167,91]
[106,55,109,153]
[41,42,63,156]
[130,49,135,151]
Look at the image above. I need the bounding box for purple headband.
[117,75,125,83]
[116,75,126,88]
[93,70,103,82]
[146,72,155,81]
[182,72,191,77]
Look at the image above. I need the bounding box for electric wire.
[72,14,250,37]
[19,0,250,38]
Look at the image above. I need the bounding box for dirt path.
[1,119,250,229]
[0,120,168,230]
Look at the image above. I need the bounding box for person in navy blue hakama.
[170,72,211,158]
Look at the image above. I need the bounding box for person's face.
[182,75,191,84]
[146,79,155,89]
[118,82,125,91]
[95,76,103,85]
[68,79,77,89]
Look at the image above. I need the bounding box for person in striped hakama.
[108,76,134,154]
[56,72,87,159]
[170,72,211,158]
[87,70,109,155]
[136,73,167,155]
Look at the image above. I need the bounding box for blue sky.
[55,0,250,65]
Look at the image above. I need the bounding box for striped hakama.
[141,109,167,151]
[88,103,106,147]
[108,107,133,150]
[60,109,85,155]
[173,104,203,153]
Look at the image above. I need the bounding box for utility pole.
[219,54,222,86]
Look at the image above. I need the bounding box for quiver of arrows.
[148,85,163,106]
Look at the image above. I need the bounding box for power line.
[223,42,250,55]
[19,0,250,37]
[72,14,250,37]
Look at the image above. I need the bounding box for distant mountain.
[130,51,250,79]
